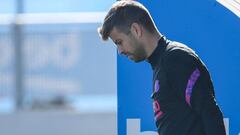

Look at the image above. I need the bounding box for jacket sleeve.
[164,49,226,135]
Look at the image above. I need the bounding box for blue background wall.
[118,0,240,135]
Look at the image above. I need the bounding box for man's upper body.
[148,36,226,135]
[98,0,226,134]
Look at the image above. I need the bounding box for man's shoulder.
[166,41,195,54]
[165,41,197,56]
[163,41,200,64]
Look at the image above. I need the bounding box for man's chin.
[128,56,144,63]
[133,59,143,63]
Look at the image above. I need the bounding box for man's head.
[98,0,159,62]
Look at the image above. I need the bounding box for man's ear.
[130,22,142,38]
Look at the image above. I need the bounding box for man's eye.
[115,40,122,46]
[117,41,122,46]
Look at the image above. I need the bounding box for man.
[98,0,226,135]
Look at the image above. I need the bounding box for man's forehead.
[109,27,123,40]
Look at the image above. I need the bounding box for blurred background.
[0,0,117,135]
[2,0,239,135]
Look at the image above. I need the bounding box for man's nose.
[117,47,124,55]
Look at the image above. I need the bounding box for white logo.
[127,118,230,135]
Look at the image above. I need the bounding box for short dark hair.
[98,0,157,41]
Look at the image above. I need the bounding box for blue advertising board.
[118,0,240,135]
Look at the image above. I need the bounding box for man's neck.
[144,33,162,59]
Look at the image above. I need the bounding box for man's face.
[109,27,146,62]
